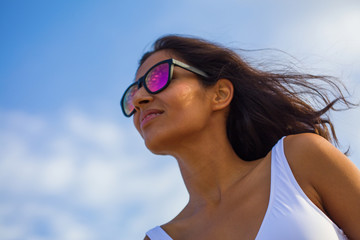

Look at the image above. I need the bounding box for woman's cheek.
[171,82,203,109]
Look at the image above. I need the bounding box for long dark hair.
[139,35,356,161]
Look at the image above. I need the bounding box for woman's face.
[132,50,214,155]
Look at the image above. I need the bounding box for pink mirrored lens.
[124,85,138,115]
[145,63,169,92]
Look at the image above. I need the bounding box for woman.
[120,35,360,239]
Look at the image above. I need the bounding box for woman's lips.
[140,110,163,128]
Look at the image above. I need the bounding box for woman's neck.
[172,130,258,208]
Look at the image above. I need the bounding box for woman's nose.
[132,87,153,111]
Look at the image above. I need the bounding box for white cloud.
[0,108,186,239]
[76,159,121,206]
[41,158,76,194]
[64,108,124,150]
[272,3,360,70]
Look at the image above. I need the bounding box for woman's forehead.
[135,50,175,81]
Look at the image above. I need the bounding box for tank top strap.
[270,136,288,177]
[146,226,173,240]
[270,136,310,203]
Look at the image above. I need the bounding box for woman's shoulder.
[282,133,344,182]
[284,132,328,150]
[280,133,329,209]
[282,134,360,239]
[283,133,337,165]
[283,132,359,187]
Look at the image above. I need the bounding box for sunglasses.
[120,58,208,117]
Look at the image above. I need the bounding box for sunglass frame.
[121,58,208,117]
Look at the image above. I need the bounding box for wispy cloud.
[0,109,187,239]
[272,2,360,73]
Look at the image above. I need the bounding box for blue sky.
[1,0,360,239]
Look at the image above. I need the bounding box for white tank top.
[146,137,348,240]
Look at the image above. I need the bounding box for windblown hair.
[139,35,355,161]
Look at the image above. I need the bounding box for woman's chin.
[144,138,171,155]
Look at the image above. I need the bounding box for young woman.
[120,35,360,240]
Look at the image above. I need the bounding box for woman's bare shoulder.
[283,132,359,177]
[284,133,360,239]
[144,236,151,240]
[284,132,327,150]
[283,133,341,166]
[282,132,357,192]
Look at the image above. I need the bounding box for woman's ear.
[211,79,234,111]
